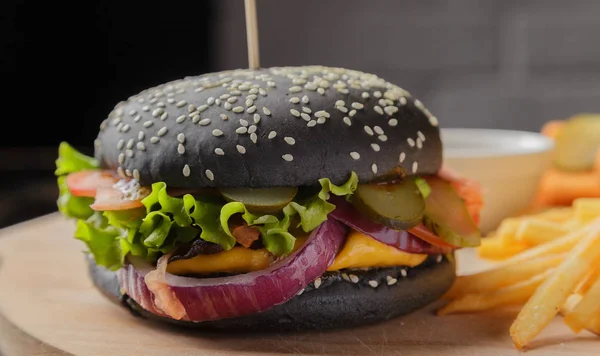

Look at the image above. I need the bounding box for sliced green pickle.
[422,177,480,247]
[219,187,298,214]
[351,177,425,230]
[554,114,600,172]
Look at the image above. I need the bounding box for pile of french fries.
[438,197,600,349]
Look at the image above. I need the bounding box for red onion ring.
[328,196,453,255]
[116,217,348,322]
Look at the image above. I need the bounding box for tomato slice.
[66,170,119,197]
[90,186,145,211]
[408,224,457,249]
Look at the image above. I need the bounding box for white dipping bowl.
[441,128,555,234]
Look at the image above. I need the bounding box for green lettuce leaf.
[184,195,236,250]
[55,142,99,176]
[142,182,192,227]
[74,214,123,271]
[415,177,432,198]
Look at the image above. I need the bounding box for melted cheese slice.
[166,230,427,276]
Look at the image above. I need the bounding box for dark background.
[2,0,599,228]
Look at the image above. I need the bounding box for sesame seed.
[133,115,142,122]
[307,120,317,127]
[224,102,232,111]
[399,152,406,163]
[177,144,185,154]
[167,98,175,104]
[429,116,439,126]
[176,133,185,143]
[205,169,214,181]
[118,153,125,164]
[250,133,258,143]
[129,109,137,116]
[240,119,249,127]
[352,102,364,110]
[157,127,168,137]
[343,117,352,126]
[417,131,426,141]
[317,117,327,124]
[378,135,388,142]
[302,95,309,104]
[348,109,356,117]
[199,118,211,126]
[245,99,254,107]
[253,114,260,124]
[388,118,398,127]
[236,145,246,154]
[374,126,384,135]
[297,113,309,122]
[160,112,168,121]
[133,169,140,181]
[384,106,398,116]
[230,90,241,96]
[302,106,311,114]
[142,105,150,112]
[152,108,163,118]
[214,148,224,156]
[207,97,215,105]
[317,87,325,95]
[387,276,398,286]
[342,273,350,282]
[315,110,330,118]
[436,255,443,263]
[126,149,134,158]
[188,104,196,113]
[400,97,407,105]
[282,154,294,162]
[182,164,190,177]
[374,91,382,98]
[121,124,130,132]
[262,107,271,116]
[407,138,415,147]
[137,142,146,151]
[372,164,378,174]
[416,138,423,149]
[227,96,237,103]
[125,169,131,177]
[236,127,248,134]
[259,88,267,96]
[335,100,345,107]
[350,152,360,160]
[401,269,408,277]
[339,88,349,94]
[305,82,317,91]
[290,109,300,117]
[314,277,322,289]
[117,139,125,150]
[336,106,348,113]
[268,131,277,139]
[364,126,374,136]
[371,143,380,152]
[374,106,384,115]
[232,106,244,113]
[284,137,296,145]
[289,97,300,104]
[349,274,359,283]
[176,100,187,108]
[176,115,186,124]
[289,86,302,93]
[247,106,257,113]
[361,92,370,99]
[150,136,159,144]
[368,280,379,288]
[212,129,224,137]
[126,139,134,149]
[412,161,419,173]
[192,115,201,124]
[378,99,387,107]
[220,114,228,121]
[248,125,257,134]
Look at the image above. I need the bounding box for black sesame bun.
[88,254,455,331]
[95,66,442,188]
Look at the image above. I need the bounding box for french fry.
[437,269,553,316]
[587,313,600,335]
[477,235,529,260]
[444,254,564,299]
[560,294,600,335]
[564,274,600,333]
[515,219,569,246]
[496,217,523,243]
[531,207,574,223]
[573,198,600,224]
[509,219,600,349]
[575,266,600,294]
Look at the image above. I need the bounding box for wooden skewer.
[244,0,260,69]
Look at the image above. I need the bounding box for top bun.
[95,66,442,188]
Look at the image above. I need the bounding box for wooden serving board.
[0,214,597,356]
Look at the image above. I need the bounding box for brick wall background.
[211,0,600,132]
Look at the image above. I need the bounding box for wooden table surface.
[0,214,598,356]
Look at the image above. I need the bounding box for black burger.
[55,66,484,331]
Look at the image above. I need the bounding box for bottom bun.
[88,254,455,331]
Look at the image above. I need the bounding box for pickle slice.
[219,187,298,214]
[554,114,600,171]
[422,177,480,247]
[350,177,425,230]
